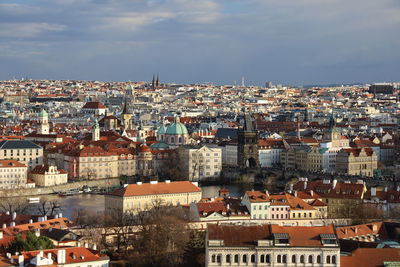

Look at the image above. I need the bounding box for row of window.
[210,253,337,264]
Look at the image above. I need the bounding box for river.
[26,184,257,219]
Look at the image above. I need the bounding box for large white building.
[206,224,340,267]
[105,180,202,216]
[0,140,43,171]
[178,145,222,181]
[0,160,27,189]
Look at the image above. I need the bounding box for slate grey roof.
[0,140,42,150]
[215,128,238,139]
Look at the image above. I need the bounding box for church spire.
[156,74,159,87]
[151,74,155,89]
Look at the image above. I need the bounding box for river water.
[27,184,255,219]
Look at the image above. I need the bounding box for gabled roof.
[82,102,106,109]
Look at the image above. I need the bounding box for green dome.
[39,108,48,117]
[157,124,167,134]
[150,142,170,149]
[165,122,188,135]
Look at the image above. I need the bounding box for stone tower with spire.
[92,119,100,141]
[121,98,133,130]
[324,112,341,147]
[38,108,49,134]
[237,114,260,169]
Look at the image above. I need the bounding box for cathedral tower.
[38,108,49,134]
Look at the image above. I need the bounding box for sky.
[0,0,399,86]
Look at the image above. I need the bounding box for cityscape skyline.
[1,0,399,85]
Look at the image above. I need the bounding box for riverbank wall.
[0,178,121,198]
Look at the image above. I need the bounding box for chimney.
[18,255,24,267]
[150,181,158,184]
[310,190,314,197]
[0,230,3,240]
[372,224,378,232]
[47,253,52,260]
[57,249,66,264]
[10,222,15,227]
[6,211,10,215]
[2,224,6,229]
[123,184,128,188]
[289,184,294,191]
[44,216,47,221]
[332,179,338,189]
[84,242,89,248]
[371,187,377,197]
[397,186,400,192]
[385,187,388,192]
[12,212,17,221]
[265,190,269,197]
[227,204,230,210]
[294,191,298,197]
[29,219,33,224]
[92,244,97,251]
[58,213,63,218]
[303,181,307,190]
[165,180,171,183]
[136,182,142,185]
[38,251,43,258]
[35,229,40,237]
[192,182,199,187]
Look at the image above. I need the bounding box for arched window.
[283,255,287,263]
[309,255,313,263]
[292,255,296,263]
[300,255,305,263]
[234,254,239,263]
[332,255,336,264]
[266,254,270,263]
[170,137,174,143]
[211,254,216,263]
[327,255,331,264]
[226,255,231,263]
[317,255,321,263]
[178,136,182,143]
[243,254,247,263]
[251,254,255,263]
[217,255,221,263]
[260,255,265,263]
[277,255,282,263]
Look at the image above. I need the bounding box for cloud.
[0,23,65,38]
[0,0,399,84]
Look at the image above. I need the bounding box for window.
[251,254,255,263]
[292,255,296,263]
[266,254,270,263]
[327,255,331,264]
[234,254,239,263]
[282,255,287,263]
[243,254,247,263]
[260,255,265,263]
[317,255,321,263]
[309,255,313,263]
[332,255,336,264]
[226,255,231,263]
[216,255,221,263]
[277,255,282,263]
[300,255,305,263]
[211,255,216,263]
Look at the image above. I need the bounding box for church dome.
[157,124,167,135]
[165,122,188,135]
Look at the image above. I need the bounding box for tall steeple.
[38,108,49,134]
[151,74,155,89]
[156,74,159,87]
[92,119,100,141]
[121,98,133,130]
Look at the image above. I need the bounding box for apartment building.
[336,148,378,177]
[178,145,222,181]
[0,160,27,189]
[0,140,43,171]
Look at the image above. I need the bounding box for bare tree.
[0,191,29,214]
[36,200,62,217]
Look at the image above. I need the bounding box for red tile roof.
[108,181,201,197]
[340,248,400,267]
[82,102,106,109]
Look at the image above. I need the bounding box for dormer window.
[320,234,338,246]
[273,233,290,246]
